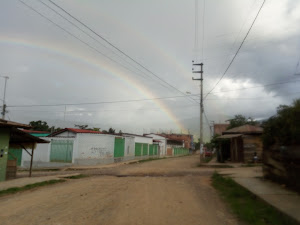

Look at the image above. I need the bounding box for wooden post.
[29,143,34,177]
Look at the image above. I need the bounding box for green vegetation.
[227,114,258,130]
[64,174,88,179]
[0,179,65,197]
[262,99,300,148]
[241,163,262,167]
[212,172,297,225]
[203,156,213,163]
[129,157,166,164]
[198,164,233,168]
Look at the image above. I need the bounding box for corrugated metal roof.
[217,134,243,139]
[22,129,50,134]
[0,119,31,129]
[223,125,263,134]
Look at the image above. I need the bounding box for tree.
[92,127,101,131]
[29,120,50,131]
[227,114,258,130]
[74,124,88,129]
[262,99,300,148]
[118,130,123,135]
[108,128,115,134]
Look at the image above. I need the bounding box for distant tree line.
[28,121,122,135]
[262,99,300,148]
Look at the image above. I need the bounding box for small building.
[214,124,229,136]
[22,129,50,137]
[160,133,194,150]
[0,119,48,181]
[121,133,157,159]
[217,125,263,163]
[144,133,167,156]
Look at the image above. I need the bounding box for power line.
[37,0,169,87]
[18,0,174,92]
[45,0,196,103]
[7,94,201,108]
[204,0,266,99]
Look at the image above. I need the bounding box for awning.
[217,134,243,139]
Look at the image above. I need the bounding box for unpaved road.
[0,155,240,225]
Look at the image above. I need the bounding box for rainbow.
[0,36,187,132]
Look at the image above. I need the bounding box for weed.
[64,174,88,179]
[212,172,298,225]
[0,179,65,197]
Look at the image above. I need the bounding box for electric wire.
[18,0,173,91]
[204,0,266,100]
[38,0,169,87]
[45,0,197,103]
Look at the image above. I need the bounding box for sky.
[0,0,300,141]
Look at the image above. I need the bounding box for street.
[0,155,239,225]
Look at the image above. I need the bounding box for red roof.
[66,128,102,134]
[48,128,102,137]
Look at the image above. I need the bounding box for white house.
[144,133,167,156]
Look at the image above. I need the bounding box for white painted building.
[144,133,167,156]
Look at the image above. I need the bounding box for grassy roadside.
[63,174,88,179]
[0,179,65,197]
[212,172,298,225]
[129,157,166,164]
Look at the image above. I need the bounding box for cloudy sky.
[1,0,300,140]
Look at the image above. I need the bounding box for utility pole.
[192,62,203,161]
[1,76,9,119]
[210,121,215,139]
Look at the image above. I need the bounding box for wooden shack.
[217,125,263,163]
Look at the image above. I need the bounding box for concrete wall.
[55,131,76,137]
[74,133,115,165]
[124,136,135,161]
[0,128,10,181]
[134,136,152,144]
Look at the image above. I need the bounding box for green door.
[50,140,73,163]
[135,143,142,156]
[149,144,153,156]
[143,144,148,156]
[8,149,22,166]
[114,138,125,158]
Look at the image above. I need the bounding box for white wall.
[21,141,50,166]
[144,134,167,156]
[124,136,135,158]
[55,131,76,137]
[134,136,153,144]
[74,133,115,165]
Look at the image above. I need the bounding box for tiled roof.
[48,128,102,136]
[223,125,263,134]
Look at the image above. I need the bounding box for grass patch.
[129,157,166,164]
[203,156,213,163]
[63,174,88,179]
[0,179,65,197]
[241,163,262,167]
[198,164,233,168]
[18,168,61,172]
[212,172,298,225]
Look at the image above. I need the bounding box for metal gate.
[149,144,153,156]
[50,140,73,163]
[135,143,142,156]
[114,138,125,158]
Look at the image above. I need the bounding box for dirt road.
[0,155,239,225]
